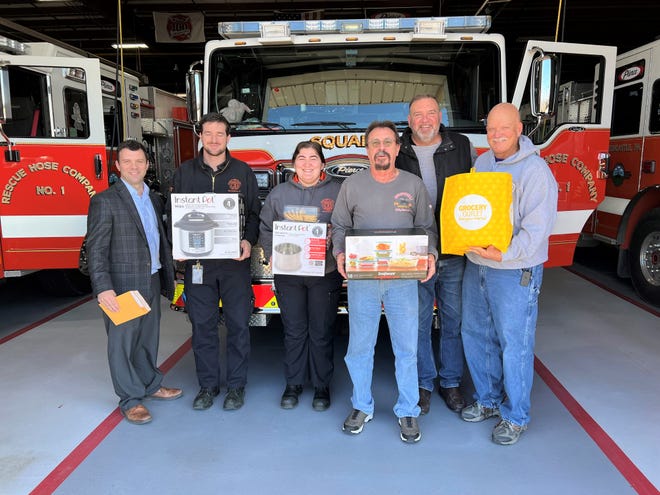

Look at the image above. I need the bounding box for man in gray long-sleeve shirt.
[331,120,437,444]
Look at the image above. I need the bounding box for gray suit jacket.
[87,180,175,301]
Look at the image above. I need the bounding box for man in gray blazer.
[87,140,181,425]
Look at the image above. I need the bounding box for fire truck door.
[0,56,107,274]
[512,41,616,122]
[509,41,616,266]
[595,49,651,241]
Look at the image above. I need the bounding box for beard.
[203,145,226,157]
[373,151,391,170]
[413,126,438,143]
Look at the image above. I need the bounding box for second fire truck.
[578,39,660,306]
[0,36,195,295]
[0,35,143,293]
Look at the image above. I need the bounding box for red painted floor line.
[535,356,658,495]
[0,296,93,346]
[563,267,660,318]
[29,337,192,495]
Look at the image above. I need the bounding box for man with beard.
[396,95,476,415]
[172,112,260,412]
[331,121,438,443]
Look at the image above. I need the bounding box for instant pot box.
[171,193,241,259]
[272,221,327,276]
[345,228,428,280]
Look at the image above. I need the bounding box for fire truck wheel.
[628,209,660,306]
[37,269,92,297]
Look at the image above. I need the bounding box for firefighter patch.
[393,192,414,212]
[228,178,241,192]
[321,198,335,212]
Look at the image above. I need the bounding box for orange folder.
[99,290,151,325]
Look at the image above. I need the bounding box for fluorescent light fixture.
[111,43,148,49]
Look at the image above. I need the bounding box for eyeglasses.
[367,138,396,148]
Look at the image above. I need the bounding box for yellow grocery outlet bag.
[440,169,513,255]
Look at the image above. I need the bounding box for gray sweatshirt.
[259,173,342,274]
[466,134,558,269]
[331,168,438,258]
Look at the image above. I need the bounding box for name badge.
[192,261,203,284]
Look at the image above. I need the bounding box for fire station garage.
[0,1,659,494]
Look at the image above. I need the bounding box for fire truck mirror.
[0,68,12,123]
[530,52,558,118]
[186,64,203,126]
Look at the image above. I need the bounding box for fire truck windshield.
[208,41,500,134]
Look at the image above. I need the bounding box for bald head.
[488,103,521,124]
[485,103,523,160]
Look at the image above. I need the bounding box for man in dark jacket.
[395,95,476,415]
[87,140,181,425]
[172,112,261,412]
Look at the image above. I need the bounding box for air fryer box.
[345,228,429,280]
[170,193,241,259]
[271,221,327,276]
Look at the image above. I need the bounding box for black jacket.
[396,125,474,258]
[172,150,261,247]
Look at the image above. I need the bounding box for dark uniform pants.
[185,261,253,389]
[275,270,343,388]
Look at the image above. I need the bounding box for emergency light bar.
[0,36,29,55]
[219,16,491,40]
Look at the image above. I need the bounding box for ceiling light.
[111,43,148,50]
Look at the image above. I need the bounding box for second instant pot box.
[171,193,241,259]
[272,221,327,276]
[345,228,428,280]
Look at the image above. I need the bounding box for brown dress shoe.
[149,386,183,400]
[122,404,152,425]
[439,386,465,413]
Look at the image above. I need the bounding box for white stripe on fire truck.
[551,210,594,235]
[0,210,612,239]
[0,215,87,238]
[596,196,630,217]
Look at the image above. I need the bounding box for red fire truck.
[184,16,617,324]
[578,40,660,306]
[0,35,142,293]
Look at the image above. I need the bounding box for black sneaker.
[223,387,245,410]
[312,387,331,411]
[192,387,220,410]
[418,388,431,415]
[398,416,421,443]
[280,385,303,409]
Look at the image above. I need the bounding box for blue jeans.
[461,261,543,427]
[418,256,465,391]
[345,279,420,418]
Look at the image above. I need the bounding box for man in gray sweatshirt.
[331,120,438,443]
[460,103,558,446]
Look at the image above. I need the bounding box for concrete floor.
[0,267,658,495]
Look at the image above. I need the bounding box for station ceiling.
[0,0,658,94]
